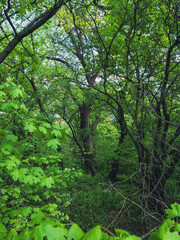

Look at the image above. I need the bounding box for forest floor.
[63,173,180,238]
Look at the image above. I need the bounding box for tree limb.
[46,56,71,67]
[0,0,68,64]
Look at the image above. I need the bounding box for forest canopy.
[0,0,179,239]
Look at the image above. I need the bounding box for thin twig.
[140,226,159,240]
[109,182,161,223]
[107,198,126,229]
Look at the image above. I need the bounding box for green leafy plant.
[0,203,179,240]
[149,202,180,240]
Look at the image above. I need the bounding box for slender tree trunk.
[108,159,119,183]
[108,104,128,182]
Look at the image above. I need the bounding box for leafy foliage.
[0,203,179,239]
[0,0,179,240]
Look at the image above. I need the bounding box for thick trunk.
[84,153,96,177]
[80,102,96,176]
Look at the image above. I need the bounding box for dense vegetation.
[0,0,179,239]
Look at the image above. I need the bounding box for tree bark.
[80,102,96,176]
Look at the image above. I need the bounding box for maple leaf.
[47,139,61,150]
[39,126,47,134]
[24,123,36,133]
[41,177,54,188]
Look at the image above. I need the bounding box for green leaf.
[115,229,130,238]
[23,175,34,185]
[0,91,5,97]
[165,202,180,218]
[19,229,31,240]
[47,139,61,150]
[1,188,7,194]
[109,237,117,240]
[101,232,111,240]
[10,85,25,98]
[6,229,18,240]
[5,156,20,170]
[51,129,62,137]
[31,220,68,240]
[30,167,44,177]
[0,82,9,89]
[42,122,51,128]
[1,144,14,155]
[81,226,102,240]
[41,176,54,188]
[41,220,68,240]
[174,223,180,232]
[1,101,19,111]
[39,126,47,134]
[0,222,7,233]
[126,236,141,240]
[20,103,28,113]
[12,187,21,198]
[67,223,84,240]
[11,169,21,181]
[29,224,46,240]
[24,123,36,133]
[148,232,161,240]
[148,219,175,240]
[9,155,21,165]
[21,206,32,217]
[6,134,18,142]
[164,232,180,240]
[149,231,180,240]
[29,212,45,227]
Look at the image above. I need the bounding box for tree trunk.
[108,160,119,182]
[108,104,128,182]
[80,102,96,176]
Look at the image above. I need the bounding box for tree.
[42,1,104,175]
[92,0,180,211]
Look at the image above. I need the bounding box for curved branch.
[46,56,71,67]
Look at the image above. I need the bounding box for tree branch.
[46,56,71,67]
[0,0,68,64]
[4,0,17,36]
